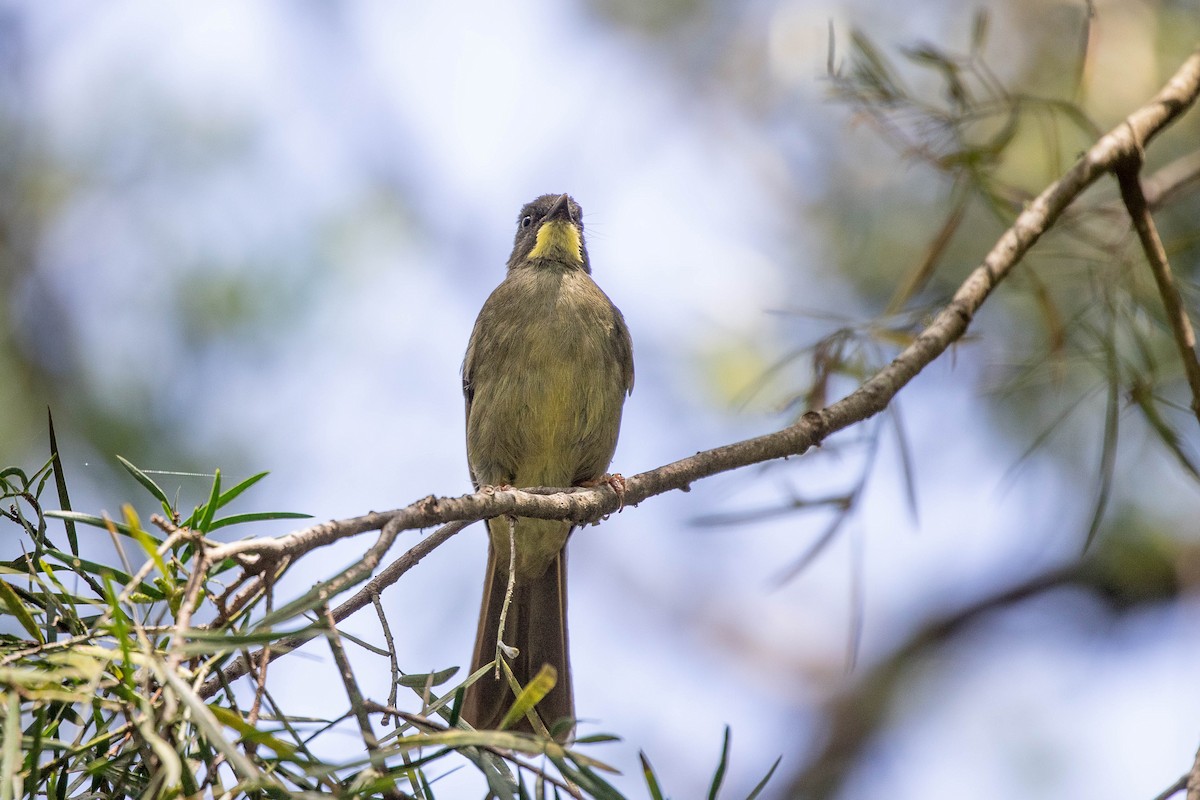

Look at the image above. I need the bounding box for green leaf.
[498,663,557,731]
[971,8,990,51]
[397,667,459,688]
[551,754,624,799]
[0,580,43,644]
[180,622,324,647]
[123,505,166,576]
[206,511,312,532]
[154,661,264,784]
[207,704,299,758]
[1,693,20,800]
[115,455,172,514]
[197,468,221,533]
[45,510,134,537]
[849,29,906,102]
[1085,330,1120,551]
[214,472,269,510]
[133,712,181,791]
[574,733,621,744]
[46,409,78,556]
[1130,382,1200,481]
[640,751,665,800]
[707,726,731,800]
[42,550,164,601]
[744,756,782,800]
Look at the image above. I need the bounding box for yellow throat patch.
[528,220,583,264]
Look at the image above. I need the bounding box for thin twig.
[495,516,518,672]
[199,519,466,699]
[247,567,275,729]
[372,591,402,727]
[1114,146,1200,424]
[166,537,209,674]
[321,604,395,796]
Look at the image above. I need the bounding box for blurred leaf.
[745,756,782,800]
[123,505,166,577]
[498,663,557,731]
[1130,380,1200,481]
[574,733,621,744]
[971,8,990,51]
[771,508,852,585]
[44,510,135,538]
[1,693,20,800]
[397,667,459,688]
[207,511,312,531]
[885,187,969,314]
[179,621,323,647]
[889,404,920,523]
[0,580,43,643]
[132,712,181,792]
[849,29,906,103]
[154,661,264,785]
[640,752,665,800]
[41,550,163,601]
[903,42,971,109]
[706,726,731,800]
[1084,331,1120,551]
[207,704,299,758]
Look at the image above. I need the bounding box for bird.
[460,192,634,738]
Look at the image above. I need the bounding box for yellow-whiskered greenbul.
[461,193,634,738]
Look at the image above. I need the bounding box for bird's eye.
[521,215,533,228]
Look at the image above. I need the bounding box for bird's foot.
[580,473,627,511]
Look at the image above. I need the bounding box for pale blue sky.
[6,1,1199,797]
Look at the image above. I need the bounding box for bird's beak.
[544,193,572,224]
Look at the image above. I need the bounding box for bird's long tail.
[462,544,573,739]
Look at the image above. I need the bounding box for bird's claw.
[585,473,626,511]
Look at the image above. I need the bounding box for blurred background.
[3,0,1200,797]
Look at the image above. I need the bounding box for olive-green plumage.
[461,193,633,738]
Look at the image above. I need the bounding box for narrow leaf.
[42,550,163,600]
[0,693,20,800]
[46,409,78,555]
[640,752,665,800]
[1085,339,1120,551]
[971,8,990,50]
[206,511,312,532]
[123,505,166,575]
[498,664,557,731]
[207,704,299,757]
[155,663,264,783]
[197,468,221,533]
[745,756,782,800]
[707,726,732,800]
[115,456,171,512]
[397,667,459,688]
[0,581,43,644]
[214,472,269,510]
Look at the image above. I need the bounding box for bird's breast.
[467,268,627,488]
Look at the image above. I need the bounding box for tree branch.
[1144,148,1200,209]
[1188,740,1200,800]
[1114,151,1200,424]
[195,49,1200,704]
